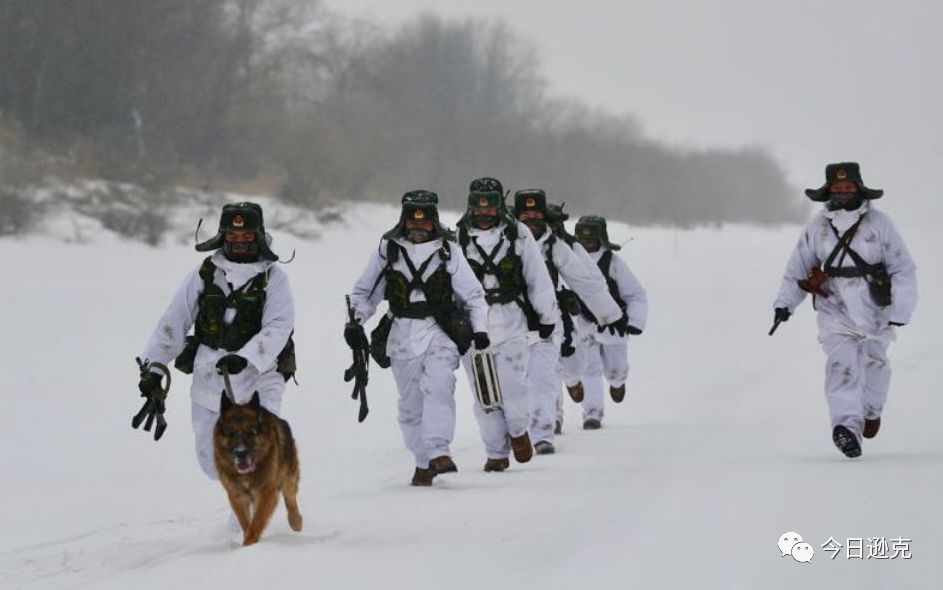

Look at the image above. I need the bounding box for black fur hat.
[195,202,278,261]
[575,215,621,251]
[805,162,884,202]
[513,189,548,215]
[383,190,453,240]
[460,176,517,229]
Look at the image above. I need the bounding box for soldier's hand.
[602,314,629,336]
[216,354,248,375]
[774,307,791,323]
[626,325,643,336]
[537,323,555,339]
[138,372,163,397]
[473,332,490,350]
[344,321,368,350]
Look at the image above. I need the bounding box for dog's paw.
[288,512,303,532]
[243,533,260,546]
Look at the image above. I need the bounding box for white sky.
[332,0,943,226]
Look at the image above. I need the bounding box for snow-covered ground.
[2,201,941,589]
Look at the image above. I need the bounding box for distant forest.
[0,0,804,227]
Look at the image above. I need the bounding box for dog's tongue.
[236,459,253,473]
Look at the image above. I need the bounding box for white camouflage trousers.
[527,339,563,445]
[820,334,892,438]
[391,341,461,469]
[557,324,593,426]
[463,336,530,459]
[581,341,629,421]
[191,375,285,480]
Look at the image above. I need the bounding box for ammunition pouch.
[437,307,474,355]
[557,288,582,316]
[867,263,892,307]
[370,314,393,368]
[174,335,198,374]
[276,334,297,381]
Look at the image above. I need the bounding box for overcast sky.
[333,0,942,227]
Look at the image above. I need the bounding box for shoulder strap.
[198,256,216,284]
[471,236,506,274]
[598,250,614,278]
[823,219,863,271]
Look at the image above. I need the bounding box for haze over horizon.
[335,0,942,228]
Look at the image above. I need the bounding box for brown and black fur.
[214,391,302,546]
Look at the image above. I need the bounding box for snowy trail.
[2,205,941,589]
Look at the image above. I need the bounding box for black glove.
[216,354,248,375]
[344,321,368,349]
[132,362,167,441]
[138,372,163,397]
[473,332,490,350]
[774,307,791,323]
[626,325,643,336]
[601,314,629,336]
[889,321,905,327]
[537,323,555,339]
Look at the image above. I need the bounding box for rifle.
[343,295,370,422]
[768,317,784,336]
[132,357,171,440]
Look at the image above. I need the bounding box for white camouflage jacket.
[461,221,560,347]
[141,250,295,410]
[349,236,488,360]
[773,204,917,341]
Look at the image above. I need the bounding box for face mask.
[826,193,864,212]
[223,239,260,263]
[579,239,601,253]
[406,228,433,243]
[523,218,547,238]
[472,214,499,229]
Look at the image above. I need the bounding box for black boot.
[534,441,556,455]
[832,425,862,458]
[583,418,602,430]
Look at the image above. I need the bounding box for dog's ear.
[249,391,261,409]
[220,390,232,412]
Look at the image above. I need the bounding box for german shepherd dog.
[214,391,303,546]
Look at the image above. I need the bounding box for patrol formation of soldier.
[134,161,917,492]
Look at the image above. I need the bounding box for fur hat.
[805,162,884,202]
[195,202,278,261]
[513,189,548,215]
[574,215,621,251]
[383,190,453,240]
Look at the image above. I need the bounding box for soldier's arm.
[140,269,202,370]
[880,215,917,325]
[447,242,489,333]
[611,255,648,331]
[348,242,388,324]
[518,226,559,326]
[556,241,622,325]
[773,220,821,312]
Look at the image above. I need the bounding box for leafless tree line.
[0,0,804,227]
